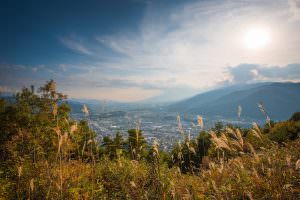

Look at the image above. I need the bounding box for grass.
[0,80,300,199]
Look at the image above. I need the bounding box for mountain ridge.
[167,82,300,120]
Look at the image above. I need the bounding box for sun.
[244,27,271,49]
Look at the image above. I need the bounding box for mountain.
[141,87,200,104]
[167,82,300,120]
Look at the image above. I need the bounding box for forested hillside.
[168,82,300,120]
[1,81,300,199]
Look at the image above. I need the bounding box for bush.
[1,80,300,199]
[289,112,300,122]
[268,121,300,143]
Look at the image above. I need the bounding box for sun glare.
[244,27,271,49]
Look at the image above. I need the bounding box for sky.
[1,0,300,102]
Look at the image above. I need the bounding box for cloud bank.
[2,0,300,101]
[228,63,300,84]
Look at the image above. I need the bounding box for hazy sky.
[1,0,300,101]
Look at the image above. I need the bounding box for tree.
[127,129,147,160]
[102,136,114,159]
[212,121,224,136]
[269,121,300,143]
[0,80,99,199]
[113,132,124,150]
[102,132,125,160]
[196,131,211,161]
[170,136,199,173]
[289,112,300,122]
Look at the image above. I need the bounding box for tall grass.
[1,81,300,199]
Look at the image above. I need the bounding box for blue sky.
[1,0,300,101]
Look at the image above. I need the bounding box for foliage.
[1,81,300,199]
[289,111,300,122]
[127,129,147,160]
[268,121,300,143]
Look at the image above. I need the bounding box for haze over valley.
[65,81,300,148]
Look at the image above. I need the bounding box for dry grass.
[1,81,300,199]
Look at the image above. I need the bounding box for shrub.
[289,112,300,122]
[268,121,300,143]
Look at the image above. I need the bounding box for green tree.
[113,132,125,150]
[170,137,198,173]
[0,80,99,199]
[212,121,224,136]
[102,132,125,160]
[127,129,147,160]
[269,121,300,143]
[196,131,211,161]
[102,136,113,158]
[289,112,300,122]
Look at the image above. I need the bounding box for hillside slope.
[168,82,300,120]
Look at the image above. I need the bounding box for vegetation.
[1,80,300,199]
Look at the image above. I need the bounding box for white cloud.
[288,0,300,21]
[60,37,93,55]
[228,63,300,84]
[59,64,67,71]
[92,0,300,93]
[31,65,45,73]
[7,0,300,101]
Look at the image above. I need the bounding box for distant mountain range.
[2,82,299,121]
[167,82,300,120]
